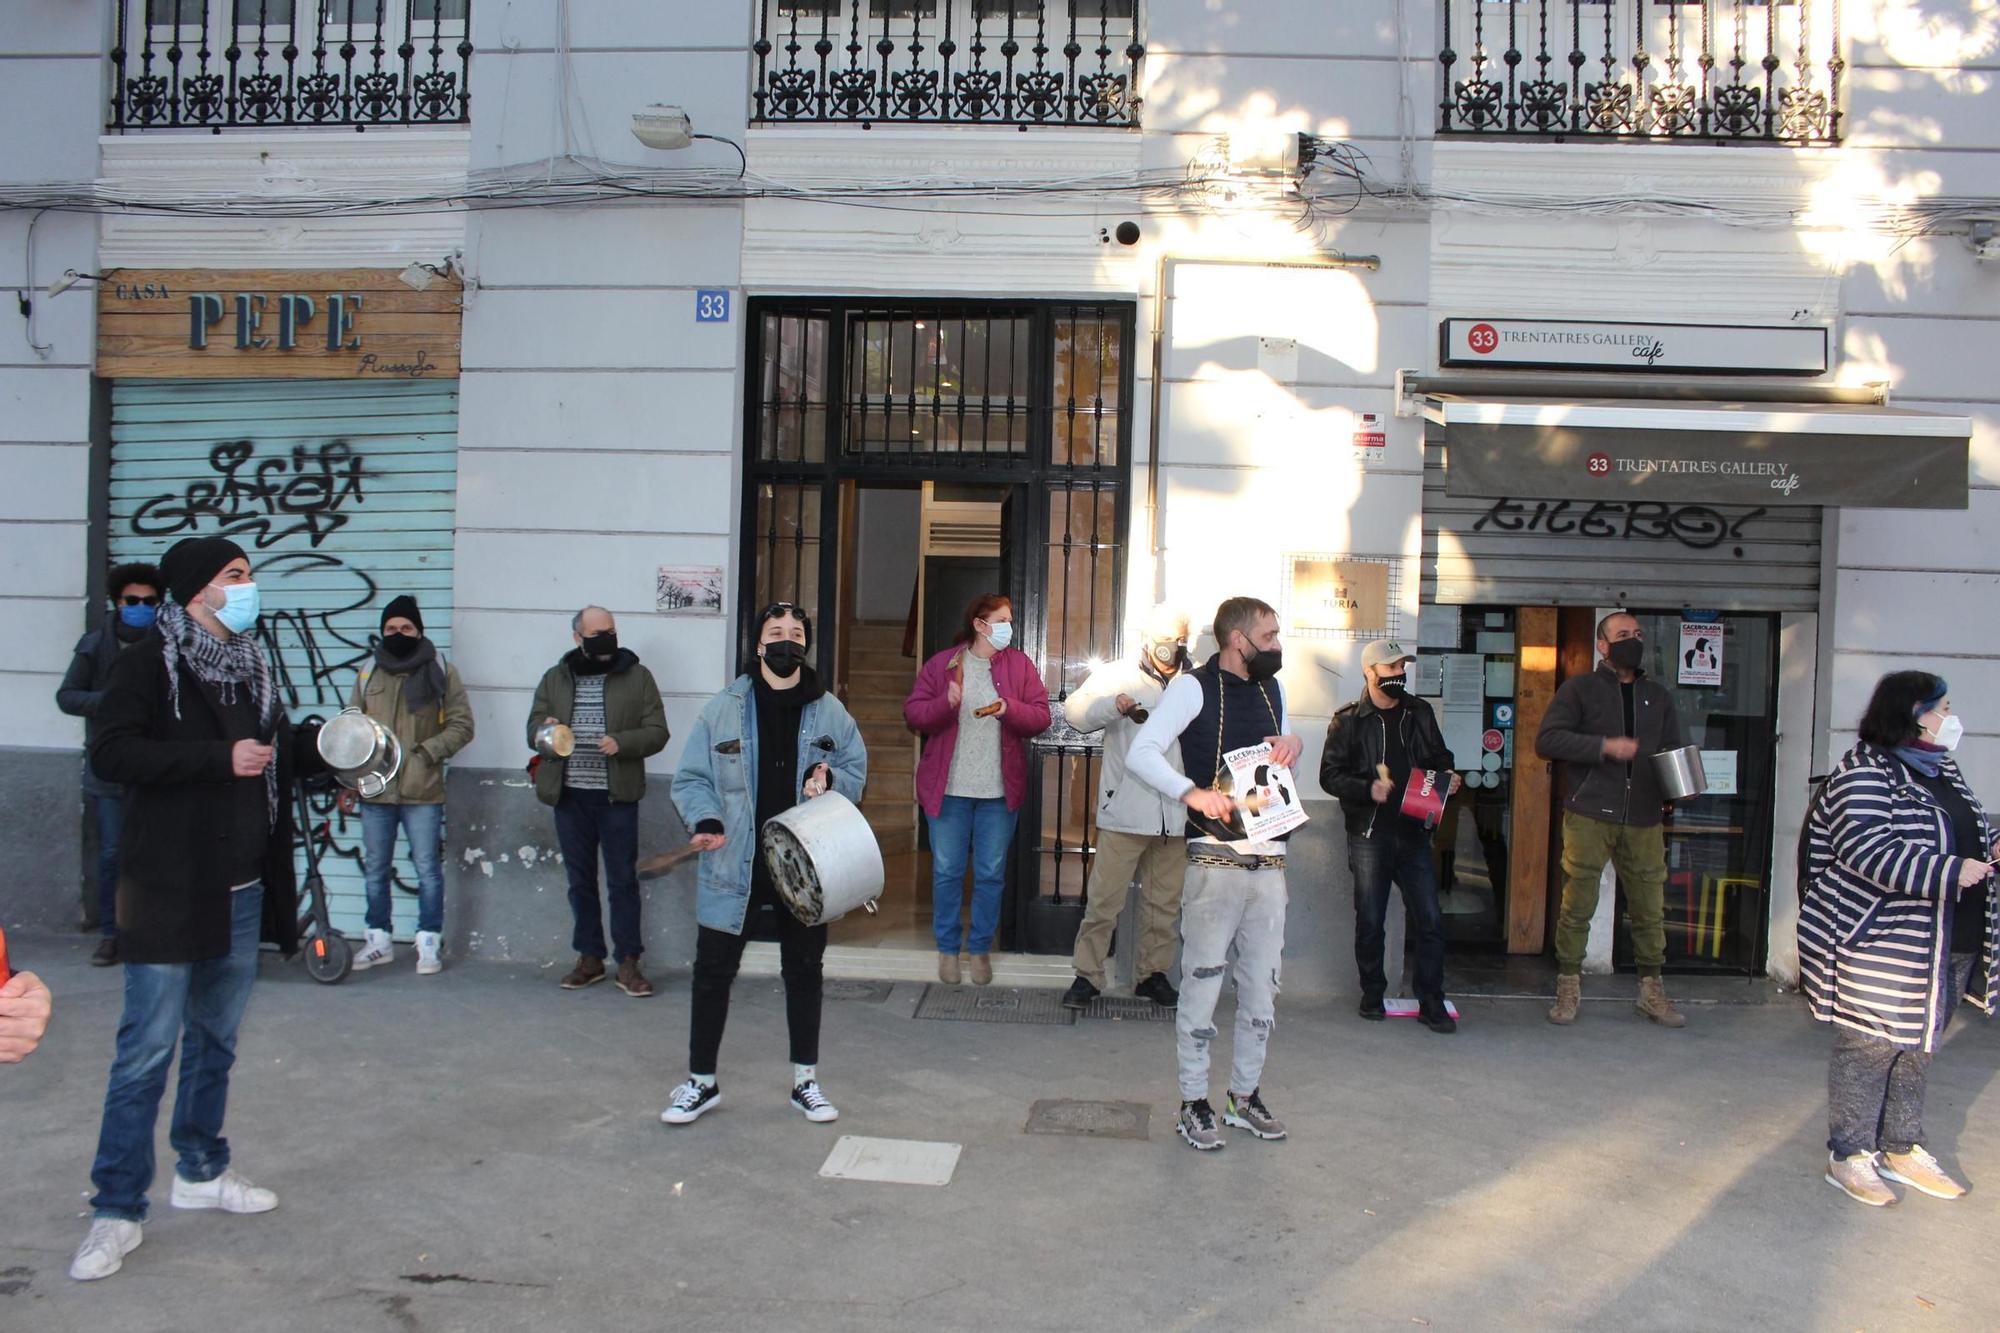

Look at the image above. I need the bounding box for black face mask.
[1606,638,1645,672]
[1241,639,1283,681]
[1376,675,1408,699]
[381,632,420,660]
[582,631,619,661]
[761,640,807,679]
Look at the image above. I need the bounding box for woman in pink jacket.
[903,594,1051,986]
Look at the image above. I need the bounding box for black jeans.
[689,902,829,1075]
[1347,822,1447,1005]
[553,788,643,962]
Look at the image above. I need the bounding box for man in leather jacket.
[1320,640,1460,1032]
[1534,611,1687,1029]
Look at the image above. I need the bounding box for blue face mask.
[984,620,1013,651]
[119,603,158,630]
[210,581,261,634]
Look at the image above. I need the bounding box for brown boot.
[968,953,992,986]
[1547,973,1581,1025]
[938,952,961,985]
[560,955,606,990]
[616,957,655,998]
[1636,975,1686,1028]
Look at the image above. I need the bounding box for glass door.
[1611,611,1778,975]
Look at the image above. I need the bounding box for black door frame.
[739,297,1137,952]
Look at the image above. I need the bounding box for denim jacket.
[671,674,868,935]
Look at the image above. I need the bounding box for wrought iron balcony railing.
[110,1,473,131]
[1439,0,1842,144]
[752,1,1143,127]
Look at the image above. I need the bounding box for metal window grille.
[752,0,1144,126]
[1438,0,1842,144]
[111,0,474,130]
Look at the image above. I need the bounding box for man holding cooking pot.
[1320,639,1460,1033]
[1535,611,1688,1028]
[345,595,475,977]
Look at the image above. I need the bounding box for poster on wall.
[1288,556,1390,635]
[1678,620,1725,687]
[657,566,725,615]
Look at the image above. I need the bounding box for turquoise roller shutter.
[108,378,461,940]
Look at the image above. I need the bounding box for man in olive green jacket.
[349,595,475,976]
[529,605,671,995]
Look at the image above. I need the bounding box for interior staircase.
[843,620,919,856]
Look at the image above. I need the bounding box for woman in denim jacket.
[663,604,867,1128]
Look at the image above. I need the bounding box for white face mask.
[983,620,1013,651]
[1924,712,1964,751]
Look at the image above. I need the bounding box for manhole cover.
[1081,995,1177,1023]
[823,979,895,1003]
[1024,1099,1150,1140]
[912,985,1076,1025]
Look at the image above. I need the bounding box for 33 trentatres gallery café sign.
[1440,318,1828,376]
[97,269,461,380]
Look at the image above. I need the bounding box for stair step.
[849,699,910,724]
[847,652,915,676]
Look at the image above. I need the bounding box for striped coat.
[1799,744,1999,1052]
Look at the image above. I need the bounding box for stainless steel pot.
[318,707,404,798]
[1652,744,1708,801]
[533,722,575,759]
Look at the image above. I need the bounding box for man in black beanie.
[70,537,325,1282]
[347,593,474,976]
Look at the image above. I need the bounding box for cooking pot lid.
[319,711,384,769]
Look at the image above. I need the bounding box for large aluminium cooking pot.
[761,792,884,927]
[533,721,576,759]
[1652,745,1708,802]
[318,707,404,798]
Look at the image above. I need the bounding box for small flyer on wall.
[1208,742,1310,841]
[1679,620,1724,686]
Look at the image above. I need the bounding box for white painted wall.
[1,1,107,749]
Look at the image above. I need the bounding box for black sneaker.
[1134,972,1178,1008]
[660,1080,720,1125]
[1419,1003,1458,1035]
[1061,976,1100,1011]
[1177,1098,1224,1151]
[1357,995,1386,1021]
[90,936,120,968]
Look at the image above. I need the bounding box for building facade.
[5,0,1996,993]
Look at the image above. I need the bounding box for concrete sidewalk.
[2,931,1996,1332]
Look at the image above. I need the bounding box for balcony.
[751,0,1143,128]
[1438,0,1842,144]
[110,1,473,131]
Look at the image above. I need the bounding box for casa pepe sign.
[1440,318,1828,376]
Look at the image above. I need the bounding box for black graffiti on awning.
[1468,498,1770,552]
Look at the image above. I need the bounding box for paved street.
[2,933,1995,1332]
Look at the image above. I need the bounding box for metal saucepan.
[762,791,884,926]
[317,707,404,798]
[1652,744,1708,801]
[533,721,575,759]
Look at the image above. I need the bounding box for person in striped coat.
[1800,671,1999,1207]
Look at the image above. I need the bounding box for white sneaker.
[69,1217,142,1281]
[791,1080,839,1123]
[170,1168,278,1214]
[350,928,393,971]
[660,1080,720,1125]
[415,931,442,975]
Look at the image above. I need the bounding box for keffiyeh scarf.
[159,600,279,827]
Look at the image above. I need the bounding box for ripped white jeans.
[1175,858,1288,1102]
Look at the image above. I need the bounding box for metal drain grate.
[1081,995,1177,1023]
[912,985,1077,1025]
[823,979,896,1003]
[1024,1099,1151,1140]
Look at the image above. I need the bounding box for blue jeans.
[553,788,644,961]
[360,800,445,935]
[927,795,1017,955]
[95,794,126,938]
[1347,823,1447,1005]
[89,885,264,1222]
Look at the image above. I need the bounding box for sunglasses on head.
[121,594,160,607]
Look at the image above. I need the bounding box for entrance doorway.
[743,299,1135,955]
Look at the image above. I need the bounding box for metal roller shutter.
[108,378,460,938]
[1421,438,1822,612]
